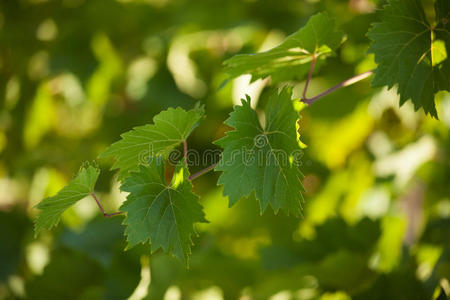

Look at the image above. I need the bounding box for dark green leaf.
[368,0,450,118]
[120,157,207,266]
[215,87,304,216]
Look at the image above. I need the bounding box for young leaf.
[368,0,450,118]
[34,162,100,236]
[223,12,344,83]
[100,104,205,179]
[214,87,305,216]
[120,157,207,266]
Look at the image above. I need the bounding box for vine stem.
[302,54,317,100]
[188,163,217,181]
[183,140,188,161]
[91,192,124,218]
[183,138,216,181]
[301,54,374,105]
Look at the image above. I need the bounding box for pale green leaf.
[34,162,100,236]
[214,87,305,216]
[368,0,450,118]
[223,12,344,83]
[100,104,205,179]
[120,157,206,266]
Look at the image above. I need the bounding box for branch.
[300,55,374,105]
[188,163,217,181]
[91,192,124,218]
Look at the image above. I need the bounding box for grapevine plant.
[34,0,450,267]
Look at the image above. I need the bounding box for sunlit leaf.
[100,104,205,179]
[34,162,100,236]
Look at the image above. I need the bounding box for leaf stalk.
[301,55,374,105]
[91,192,124,218]
[188,163,217,181]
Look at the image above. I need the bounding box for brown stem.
[91,192,124,218]
[302,54,317,100]
[188,163,217,181]
[300,53,373,104]
[183,140,188,161]
[301,69,374,105]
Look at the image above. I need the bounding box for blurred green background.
[1,0,449,299]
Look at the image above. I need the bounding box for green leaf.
[100,104,205,179]
[223,12,344,83]
[214,87,305,216]
[120,157,207,266]
[34,162,100,236]
[368,0,450,118]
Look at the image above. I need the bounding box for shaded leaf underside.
[223,12,344,83]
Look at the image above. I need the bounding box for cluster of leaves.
[34,85,306,266]
[0,0,449,298]
[33,0,450,268]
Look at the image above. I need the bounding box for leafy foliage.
[215,87,304,216]
[34,162,100,236]
[100,104,205,179]
[120,157,207,266]
[368,0,450,118]
[6,0,449,298]
[223,12,344,83]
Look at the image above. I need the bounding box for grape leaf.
[34,162,100,236]
[368,0,450,118]
[214,87,304,216]
[100,104,205,179]
[223,12,344,83]
[120,157,206,266]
